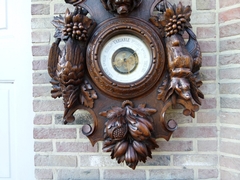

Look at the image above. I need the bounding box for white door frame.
[0,0,34,179]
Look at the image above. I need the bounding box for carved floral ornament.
[48,0,204,169]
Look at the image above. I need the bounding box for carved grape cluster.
[63,22,88,41]
[165,14,187,37]
[150,1,192,37]
[62,8,95,41]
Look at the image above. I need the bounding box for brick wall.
[31,0,240,179]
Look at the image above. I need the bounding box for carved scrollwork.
[48,7,97,123]
[100,101,159,169]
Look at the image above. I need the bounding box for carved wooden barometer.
[48,0,204,169]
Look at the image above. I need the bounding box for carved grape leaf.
[80,80,98,108]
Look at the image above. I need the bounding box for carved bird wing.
[48,39,62,98]
[185,28,202,73]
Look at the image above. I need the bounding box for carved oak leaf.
[100,101,159,169]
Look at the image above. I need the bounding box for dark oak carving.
[48,7,97,123]
[100,100,158,169]
[100,0,142,14]
[47,0,204,169]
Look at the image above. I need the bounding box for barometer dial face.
[100,34,151,83]
[86,17,165,98]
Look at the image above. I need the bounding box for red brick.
[33,99,64,112]
[202,55,217,67]
[103,169,146,180]
[220,37,240,52]
[31,4,50,15]
[219,7,240,23]
[57,169,99,180]
[220,53,240,65]
[220,127,240,140]
[80,155,123,167]
[197,26,216,39]
[34,141,53,152]
[220,97,240,109]
[32,59,48,70]
[191,12,216,24]
[198,140,218,152]
[32,45,50,56]
[173,126,217,138]
[54,3,74,14]
[220,67,240,80]
[220,111,240,124]
[198,169,218,179]
[31,18,54,29]
[200,69,216,81]
[34,128,77,139]
[201,98,217,109]
[197,111,217,123]
[196,0,216,10]
[32,31,50,43]
[220,22,240,38]
[35,154,77,167]
[157,141,193,152]
[165,112,193,124]
[33,85,52,97]
[35,169,53,179]
[220,170,240,180]
[33,72,51,84]
[199,41,216,53]
[34,114,52,125]
[199,83,217,95]
[220,0,240,8]
[220,155,240,171]
[138,155,170,166]
[169,0,192,5]
[173,155,218,166]
[56,142,98,152]
[220,83,240,94]
[149,169,194,180]
[221,141,240,156]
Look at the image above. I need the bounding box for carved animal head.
[101,0,142,14]
[175,78,191,100]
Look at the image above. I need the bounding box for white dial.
[100,34,151,83]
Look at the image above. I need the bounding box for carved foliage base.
[100,101,158,169]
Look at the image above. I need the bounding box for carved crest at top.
[100,0,142,14]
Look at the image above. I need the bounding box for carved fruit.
[106,124,127,141]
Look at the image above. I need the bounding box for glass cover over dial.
[100,34,152,83]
